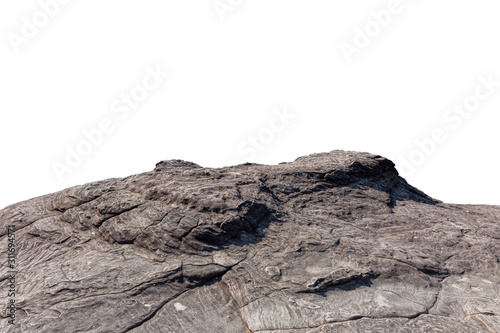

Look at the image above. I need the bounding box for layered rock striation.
[1,151,499,332]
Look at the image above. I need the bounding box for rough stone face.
[0,150,499,332]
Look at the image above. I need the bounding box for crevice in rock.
[118,288,191,333]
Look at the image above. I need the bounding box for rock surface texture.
[1,151,500,332]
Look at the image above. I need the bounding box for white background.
[1,0,499,209]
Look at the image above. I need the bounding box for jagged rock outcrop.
[1,150,499,332]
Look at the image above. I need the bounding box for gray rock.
[1,150,499,332]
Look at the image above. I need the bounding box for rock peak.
[154,159,202,171]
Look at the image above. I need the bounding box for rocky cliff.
[1,151,499,332]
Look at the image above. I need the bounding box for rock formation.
[1,151,499,332]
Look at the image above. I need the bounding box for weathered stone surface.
[0,150,499,332]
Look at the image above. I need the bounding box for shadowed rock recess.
[1,151,500,332]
